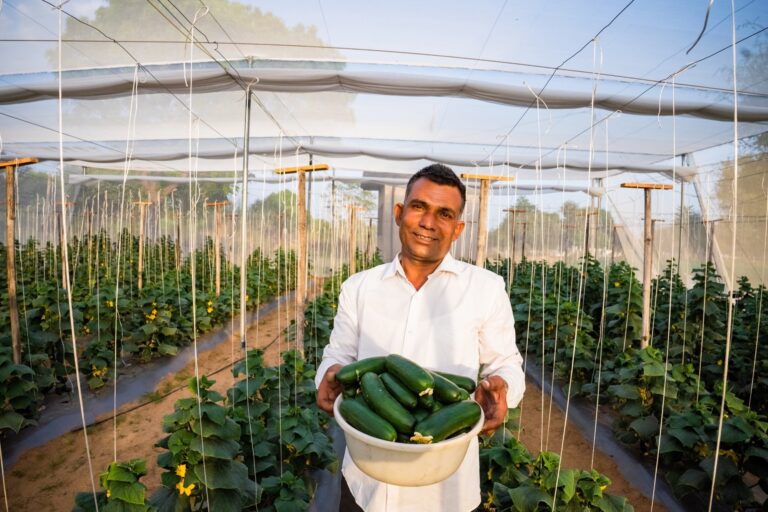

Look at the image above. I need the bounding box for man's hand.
[475,375,508,436]
[316,363,343,415]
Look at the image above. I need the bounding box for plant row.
[490,256,768,510]
[0,232,297,437]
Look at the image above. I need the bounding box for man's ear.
[451,220,465,241]
[394,202,404,226]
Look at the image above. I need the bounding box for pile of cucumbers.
[336,354,482,444]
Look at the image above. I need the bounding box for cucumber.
[410,400,482,444]
[417,393,435,410]
[342,386,358,399]
[339,397,397,442]
[360,372,416,434]
[380,372,418,409]
[431,371,469,403]
[385,354,434,396]
[435,371,477,393]
[412,408,430,422]
[336,356,386,385]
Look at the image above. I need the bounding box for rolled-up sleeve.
[477,276,526,408]
[314,279,360,389]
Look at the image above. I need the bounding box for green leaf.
[193,459,251,491]
[607,384,640,400]
[642,361,666,377]
[207,489,245,512]
[0,411,26,433]
[674,468,708,491]
[558,469,577,503]
[105,464,138,483]
[594,494,634,512]
[157,343,178,356]
[508,485,553,512]
[189,437,240,460]
[108,481,147,506]
[160,327,178,336]
[666,426,700,448]
[629,416,659,439]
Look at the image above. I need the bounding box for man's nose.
[419,210,436,229]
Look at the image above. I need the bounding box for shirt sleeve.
[477,275,526,408]
[314,278,360,389]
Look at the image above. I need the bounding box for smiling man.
[315,164,525,512]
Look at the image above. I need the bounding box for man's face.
[395,178,465,265]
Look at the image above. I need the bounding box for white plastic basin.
[333,395,484,487]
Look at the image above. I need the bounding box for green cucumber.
[417,393,435,410]
[385,354,434,396]
[435,371,477,393]
[412,408,430,422]
[360,372,416,434]
[380,372,418,409]
[410,400,482,444]
[336,356,386,385]
[431,371,469,403]
[342,386,358,399]
[339,397,397,442]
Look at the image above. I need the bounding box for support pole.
[274,162,329,350]
[520,222,528,261]
[621,182,673,349]
[677,181,685,268]
[134,201,152,291]
[205,201,228,296]
[348,205,358,275]
[2,158,38,363]
[461,173,515,268]
[503,208,526,274]
[239,89,252,350]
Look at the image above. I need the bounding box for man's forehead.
[406,179,463,211]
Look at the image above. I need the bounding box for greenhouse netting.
[0,1,767,511]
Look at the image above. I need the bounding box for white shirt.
[315,253,525,512]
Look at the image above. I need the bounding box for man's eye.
[440,211,453,219]
[412,203,424,210]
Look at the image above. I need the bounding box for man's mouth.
[414,233,437,242]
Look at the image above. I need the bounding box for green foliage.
[74,459,155,512]
[492,256,768,510]
[152,375,259,511]
[0,346,40,434]
[479,433,633,511]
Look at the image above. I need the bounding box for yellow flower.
[245,294,249,301]
[175,464,187,478]
[176,481,195,496]
[614,281,621,287]
[106,300,114,308]
[207,307,213,314]
[207,300,213,306]
[600,484,607,491]
[106,489,111,498]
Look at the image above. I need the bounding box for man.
[315,163,525,511]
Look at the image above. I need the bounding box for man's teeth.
[415,234,434,241]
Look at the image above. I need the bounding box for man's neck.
[399,255,443,291]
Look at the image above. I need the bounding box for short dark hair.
[405,163,466,213]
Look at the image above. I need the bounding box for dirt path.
[517,381,664,512]
[2,295,300,512]
[3,296,663,511]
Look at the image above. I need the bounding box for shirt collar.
[383,252,464,280]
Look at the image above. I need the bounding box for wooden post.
[621,182,673,349]
[677,181,685,268]
[520,222,528,261]
[583,210,598,260]
[56,201,74,291]
[461,173,515,267]
[705,219,721,265]
[2,158,38,364]
[347,205,359,275]
[274,163,329,350]
[134,201,152,290]
[205,201,228,296]
[503,208,526,265]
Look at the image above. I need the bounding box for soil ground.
[2,293,664,512]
